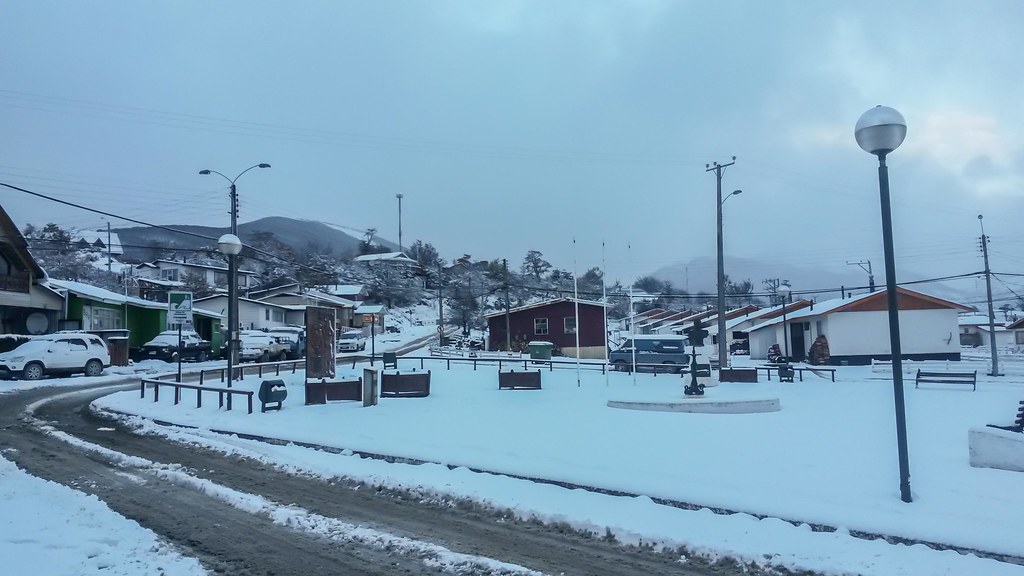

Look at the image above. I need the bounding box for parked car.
[337,329,367,352]
[139,330,212,363]
[608,335,691,373]
[267,326,305,360]
[0,332,110,381]
[238,332,291,363]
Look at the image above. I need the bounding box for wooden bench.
[719,368,758,383]
[381,370,431,397]
[304,379,362,404]
[258,379,288,412]
[986,401,1024,433]
[915,370,977,391]
[498,370,541,390]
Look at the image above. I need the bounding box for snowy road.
[0,381,761,576]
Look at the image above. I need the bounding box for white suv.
[337,329,367,352]
[0,333,111,381]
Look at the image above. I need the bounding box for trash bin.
[528,341,553,361]
[107,336,129,367]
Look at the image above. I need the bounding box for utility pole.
[228,182,239,365]
[105,221,112,272]
[503,259,511,351]
[437,263,445,345]
[979,215,1000,376]
[396,193,404,253]
[847,259,875,292]
[707,156,736,369]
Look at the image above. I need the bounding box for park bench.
[986,401,1024,434]
[304,378,362,404]
[382,352,397,369]
[498,370,542,390]
[915,370,977,391]
[258,379,288,412]
[381,370,431,397]
[718,368,758,383]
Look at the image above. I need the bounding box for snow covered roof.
[303,289,356,307]
[355,304,387,314]
[958,314,997,327]
[75,230,123,255]
[194,294,292,310]
[47,279,165,310]
[154,259,259,276]
[325,284,366,296]
[725,305,784,330]
[88,257,132,275]
[483,297,609,319]
[136,276,184,288]
[1008,317,1024,330]
[192,307,223,319]
[353,252,417,264]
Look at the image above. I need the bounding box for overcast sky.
[2,1,1023,300]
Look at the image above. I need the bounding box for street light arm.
[198,169,232,185]
[231,163,271,183]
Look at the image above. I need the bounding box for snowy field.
[0,456,205,576]
[93,354,1024,575]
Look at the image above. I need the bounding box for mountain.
[114,217,397,261]
[650,256,976,305]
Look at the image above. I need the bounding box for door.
[790,323,806,362]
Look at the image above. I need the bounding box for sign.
[305,306,337,380]
[168,291,193,324]
[362,313,375,325]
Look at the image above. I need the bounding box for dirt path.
[0,381,761,576]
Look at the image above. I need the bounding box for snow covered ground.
[93,354,1024,575]
[0,456,205,576]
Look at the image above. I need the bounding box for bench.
[498,370,541,390]
[915,370,977,391]
[757,365,838,382]
[382,352,397,369]
[258,379,288,412]
[304,379,362,404]
[381,370,431,397]
[986,401,1024,434]
[719,368,758,383]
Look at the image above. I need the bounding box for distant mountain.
[650,256,976,306]
[115,217,397,261]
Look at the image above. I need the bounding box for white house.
[135,260,259,290]
[747,288,971,365]
[258,289,356,329]
[1007,317,1024,349]
[0,206,65,335]
[194,295,292,331]
[958,314,1014,349]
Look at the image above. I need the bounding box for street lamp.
[218,234,243,394]
[856,105,912,503]
[396,193,404,253]
[777,283,791,361]
[717,189,742,369]
[200,163,270,368]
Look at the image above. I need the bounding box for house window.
[161,268,179,281]
[272,310,285,322]
[534,318,549,335]
[1017,331,1024,345]
[564,317,577,334]
[90,307,124,330]
[265,309,271,321]
[214,272,227,285]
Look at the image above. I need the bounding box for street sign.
[168,291,193,324]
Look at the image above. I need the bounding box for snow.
[47,278,165,309]
[94,355,1024,575]
[0,456,204,576]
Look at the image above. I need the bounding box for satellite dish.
[26,312,49,335]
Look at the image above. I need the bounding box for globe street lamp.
[200,163,270,368]
[218,233,243,396]
[856,105,912,503]
[717,189,742,369]
[777,282,791,361]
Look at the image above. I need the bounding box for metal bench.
[258,379,288,412]
[915,370,977,391]
[986,401,1024,433]
[498,370,541,390]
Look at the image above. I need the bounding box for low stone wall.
[969,427,1024,473]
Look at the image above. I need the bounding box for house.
[352,252,418,266]
[958,314,1014,348]
[135,259,259,290]
[747,288,970,365]
[258,289,357,329]
[1005,317,1024,349]
[194,295,292,331]
[47,279,222,349]
[74,229,123,257]
[325,284,368,302]
[354,303,388,333]
[701,305,762,345]
[0,206,65,335]
[485,298,609,358]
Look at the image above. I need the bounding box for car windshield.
[146,335,183,346]
[340,332,362,340]
[240,335,272,345]
[10,340,50,353]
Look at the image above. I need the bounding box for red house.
[485,298,609,358]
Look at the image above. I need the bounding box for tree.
[22,222,94,281]
[725,276,755,306]
[763,278,789,306]
[521,250,551,281]
[181,271,215,299]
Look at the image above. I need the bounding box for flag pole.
[573,237,581,388]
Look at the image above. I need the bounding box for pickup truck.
[238,332,292,363]
[139,330,213,363]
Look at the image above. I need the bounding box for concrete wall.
[969,427,1024,473]
[828,309,959,356]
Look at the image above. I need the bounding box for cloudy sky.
[2,1,1023,301]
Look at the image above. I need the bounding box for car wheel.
[278,351,288,362]
[84,359,104,377]
[611,360,626,372]
[197,351,208,363]
[22,362,44,381]
[260,352,270,363]
[661,361,677,374]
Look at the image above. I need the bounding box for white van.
[0,332,111,380]
[337,329,368,352]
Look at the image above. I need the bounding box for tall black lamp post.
[217,234,243,392]
[777,283,792,361]
[856,105,912,503]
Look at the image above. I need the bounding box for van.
[608,335,690,372]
